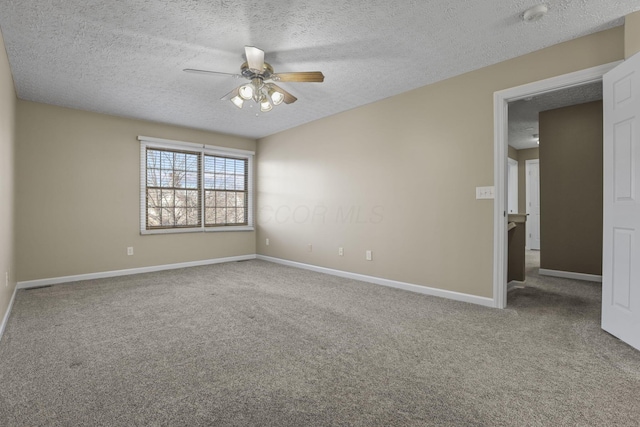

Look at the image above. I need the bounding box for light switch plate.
[476,186,495,199]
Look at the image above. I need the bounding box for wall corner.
[625,11,640,59]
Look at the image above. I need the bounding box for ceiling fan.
[184,46,325,113]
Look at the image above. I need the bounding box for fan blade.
[271,71,324,83]
[184,68,241,79]
[245,46,265,72]
[220,87,239,101]
[270,84,297,104]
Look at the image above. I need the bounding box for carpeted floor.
[0,257,639,426]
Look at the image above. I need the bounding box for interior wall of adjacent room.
[15,101,257,282]
[0,30,16,326]
[625,10,640,58]
[517,148,539,214]
[539,101,603,276]
[256,27,623,299]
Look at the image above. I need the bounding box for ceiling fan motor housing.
[241,61,274,80]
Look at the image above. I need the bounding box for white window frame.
[139,135,254,235]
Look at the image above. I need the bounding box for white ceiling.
[508,81,603,150]
[0,1,638,139]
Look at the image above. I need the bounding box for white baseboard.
[507,280,526,287]
[16,254,257,290]
[538,268,602,283]
[0,284,18,343]
[256,255,495,308]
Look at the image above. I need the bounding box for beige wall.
[539,101,603,276]
[507,146,518,161]
[15,102,256,281]
[256,27,623,298]
[0,31,16,325]
[516,148,539,214]
[626,11,640,58]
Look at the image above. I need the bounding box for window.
[139,136,254,234]
[203,155,248,227]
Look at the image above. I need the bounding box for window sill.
[141,226,254,235]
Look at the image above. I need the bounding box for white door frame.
[507,157,518,214]
[525,159,540,250]
[492,61,621,309]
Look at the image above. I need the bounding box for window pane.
[215,157,225,171]
[187,208,199,225]
[147,208,161,227]
[161,151,174,169]
[185,172,199,189]
[235,159,245,175]
[161,190,174,207]
[175,208,187,226]
[186,154,199,172]
[226,209,237,224]
[147,169,160,186]
[175,190,187,207]
[215,208,226,224]
[235,176,245,191]
[215,191,226,206]
[236,193,245,207]
[237,208,246,223]
[225,176,235,190]
[204,156,215,173]
[147,189,161,207]
[204,190,214,207]
[160,171,172,187]
[186,190,199,208]
[174,153,186,170]
[147,150,161,168]
[174,171,186,188]
[214,174,225,190]
[161,208,174,226]
[225,159,235,174]
[205,208,215,224]
[226,192,236,207]
[204,172,215,189]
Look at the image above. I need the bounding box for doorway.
[492,61,621,309]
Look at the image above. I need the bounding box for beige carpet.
[0,258,639,426]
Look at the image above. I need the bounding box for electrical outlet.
[308,244,313,252]
[266,238,270,246]
[338,247,344,256]
[127,247,134,256]
[366,250,372,261]
[5,272,8,287]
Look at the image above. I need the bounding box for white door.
[602,52,640,351]
[526,160,540,250]
[507,157,518,214]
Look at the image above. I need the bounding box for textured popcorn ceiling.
[509,82,603,150]
[0,1,638,139]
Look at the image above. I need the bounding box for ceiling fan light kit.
[268,87,284,106]
[185,46,324,114]
[238,84,254,100]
